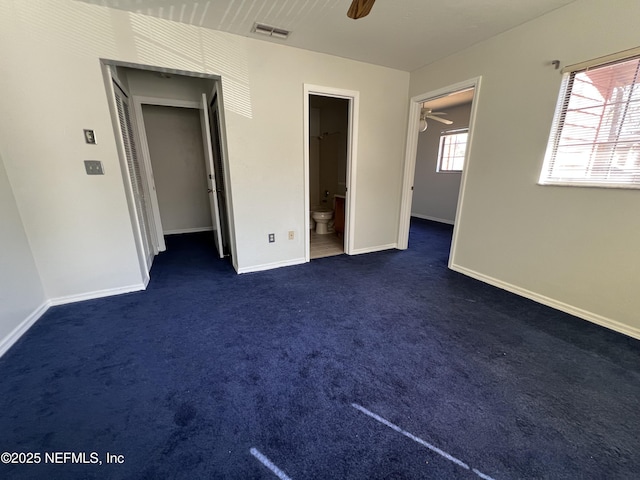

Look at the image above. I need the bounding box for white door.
[208,91,230,257]
[200,93,224,258]
[113,80,155,270]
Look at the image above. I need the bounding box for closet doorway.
[103,62,233,280]
[139,104,212,238]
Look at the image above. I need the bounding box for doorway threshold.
[310,230,344,259]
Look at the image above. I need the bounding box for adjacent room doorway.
[398,77,481,266]
[303,85,359,262]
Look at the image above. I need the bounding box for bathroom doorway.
[308,94,349,259]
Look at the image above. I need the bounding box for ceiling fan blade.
[427,115,453,125]
[347,0,376,19]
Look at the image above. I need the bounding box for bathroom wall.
[412,102,472,224]
[309,95,349,207]
[309,108,320,208]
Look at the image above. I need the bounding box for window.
[437,128,468,172]
[540,54,640,188]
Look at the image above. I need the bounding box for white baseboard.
[450,263,640,340]
[238,257,307,274]
[164,227,213,235]
[411,213,455,225]
[0,283,147,359]
[349,243,398,255]
[0,301,50,358]
[49,283,146,306]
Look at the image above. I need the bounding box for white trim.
[562,45,640,74]
[0,302,50,358]
[450,263,640,340]
[164,226,213,235]
[237,257,306,274]
[398,77,481,257]
[49,283,146,307]
[349,243,397,255]
[411,213,454,225]
[134,96,201,109]
[303,89,311,262]
[303,84,359,262]
[0,282,147,358]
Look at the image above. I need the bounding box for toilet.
[311,206,334,234]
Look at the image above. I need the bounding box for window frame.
[436,128,468,173]
[539,51,640,189]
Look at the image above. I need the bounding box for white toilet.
[311,207,334,234]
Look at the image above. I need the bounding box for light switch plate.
[84,129,96,144]
[84,160,104,175]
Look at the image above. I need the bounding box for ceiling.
[77,0,577,71]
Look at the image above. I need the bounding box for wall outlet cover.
[84,160,104,175]
[84,129,97,144]
[268,233,275,243]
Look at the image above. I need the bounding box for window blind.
[540,54,640,188]
[438,129,468,172]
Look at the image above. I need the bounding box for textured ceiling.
[77,0,577,71]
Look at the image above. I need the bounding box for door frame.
[397,77,481,267]
[132,96,202,253]
[303,84,359,261]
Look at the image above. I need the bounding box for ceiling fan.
[347,0,377,19]
[419,108,453,132]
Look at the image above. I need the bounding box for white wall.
[141,105,212,234]
[0,0,409,302]
[412,102,471,223]
[409,0,640,338]
[0,154,46,345]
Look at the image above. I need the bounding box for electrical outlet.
[84,160,104,175]
[288,230,295,240]
[268,233,275,243]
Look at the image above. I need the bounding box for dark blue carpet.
[1,218,639,479]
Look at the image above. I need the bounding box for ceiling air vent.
[252,23,290,40]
